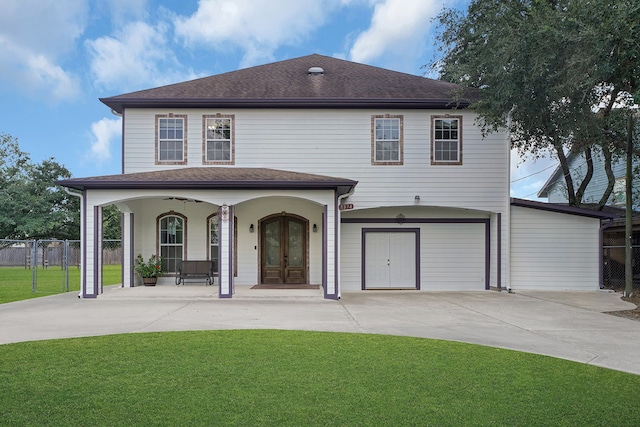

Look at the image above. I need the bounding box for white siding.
[122,108,510,215]
[510,206,601,290]
[421,223,486,290]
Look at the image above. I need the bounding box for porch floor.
[101,281,325,300]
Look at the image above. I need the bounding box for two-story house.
[58,54,612,298]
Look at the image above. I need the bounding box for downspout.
[336,186,356,299]
[64,187,85,298]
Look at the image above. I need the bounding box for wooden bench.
[175,260,217,286]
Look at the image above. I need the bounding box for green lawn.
[0,265,122,304]
[1,330,639,426]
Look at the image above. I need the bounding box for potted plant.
[134,254,162,286]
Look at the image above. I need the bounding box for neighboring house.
[57,54,614,298]
[538,151,639,209]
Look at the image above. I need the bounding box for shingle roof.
[56,167,357,196]
[100,54,477,113]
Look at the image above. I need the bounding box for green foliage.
[0,133,79,239]
[133,254,162,278]
[1,330,640,426]
[433,0,640,208]
[102,204,123,239]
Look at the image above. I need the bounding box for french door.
[261,215,307,284]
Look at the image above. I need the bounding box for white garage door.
[364,231,417,289]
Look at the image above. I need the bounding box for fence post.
[31,240,37,293]
[64,240,69,292]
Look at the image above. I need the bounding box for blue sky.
[0,0,553,200]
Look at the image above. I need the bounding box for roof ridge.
[100,54,477,113]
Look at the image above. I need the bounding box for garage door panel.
[389,233,416,287]
[365,233,390,288]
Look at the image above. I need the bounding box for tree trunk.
[556,143,577,206]
[595,144,616,210]
[575,146,593,207]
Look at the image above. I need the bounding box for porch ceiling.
[56,167,357,196]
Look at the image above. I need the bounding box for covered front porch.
[56,168,357,300]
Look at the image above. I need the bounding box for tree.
[0,133,79,240]
[102,204,122,240]
[431,0,639,209]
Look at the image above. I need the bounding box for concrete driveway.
[1,285,639,375]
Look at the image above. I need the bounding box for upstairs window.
[372,115,403,165]
[432,116,462,165]
[156,115,187,164]
[203,115,234,164]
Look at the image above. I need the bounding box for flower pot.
[142,277,157,286]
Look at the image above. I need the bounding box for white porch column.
[94,206,104,296]
[218,204,234,298]
[121,212,134,288]
[324,203,338,299]
[83,204,103,298]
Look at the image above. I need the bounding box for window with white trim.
[372,115,403,165]
[203,115,234,164]
[432,116,462,165]
[158,214,185,273]
[156,115,187,164]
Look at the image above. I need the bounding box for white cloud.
[88,117,122,163]
[86,21,199,92]
[0,0,87,101]
[173,0,339,68]
[348,0,441,71]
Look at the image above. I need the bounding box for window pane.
[374,118,400,162]
[433,118,460,163]
[288,221,303,267]
[206,118,232,162]
[265,221,280,267]
[158,118,184,162]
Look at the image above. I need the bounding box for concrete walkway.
[1,285,640,375]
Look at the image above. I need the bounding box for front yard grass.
[1,329,639,426]
[0,265,122,304]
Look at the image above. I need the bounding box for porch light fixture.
[313,224,317,232]
[415,195,420,201]
[249,224,254,233]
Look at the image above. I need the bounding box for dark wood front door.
[261,215,307,284]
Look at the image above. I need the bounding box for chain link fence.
[602,232,640,290]
[0,239,122,297]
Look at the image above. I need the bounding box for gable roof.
[56,167,357,196]
[100,54,477,114]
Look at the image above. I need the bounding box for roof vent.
[307,66,324,76]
